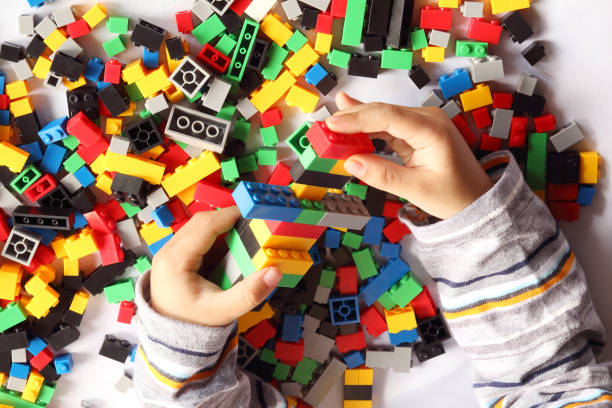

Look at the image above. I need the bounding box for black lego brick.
[247,38,270,72]
[548,151,580,184]
[123,116,164,154]
[39,363,61,382]
[290,160,351,189]
[220,10,243,35]
[62,309,84,327]
[70,188,96,213]
[67,85,99,120]
[15,112,42,144]
[512,92,545,117]
[38,185,75,209]
[50,52,83,82]
[414,341,445,362]
[521,41,546,66]
[347,55,380,79]
[12,206,72,230]
[501,11,534,44]
[130,19,166,51]
[26,35,46,60]
[363,36,385,52]
[408,64,431,89]
[240,70,264,94]
[0,42,25,62]
[99,334,133,363]
[367,0,392,36]
[0,330,29,352]
[110,173,149,208]
[417,312,451,344]
[244,358,275,382]
[344,385,373,401]
[47,324,80,352]
[32,308,64,339]
[83,251,135,295]
[62,274,83,291]
[386,0,414,49]
[98,84,130,117]
[300,7,319,30]
[166,37,186,61]
[0,351,10,373]
[314,73,337,96]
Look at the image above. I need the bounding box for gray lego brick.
[0,184,22,214]
[550,122,585,152]
[313,285,331,304]
[146,187,169,208]
[298,0,331,11]
[220,252,243,286]
[490,108,514,139]
[35,16,58,38]
[13,59,33,81]
[137,205,154,224]
[304,358,347,406]
[18,15,35,36]
[53,7,76,27]
[317,193,371,230]
[11,348,27,363]
[393,345,412,372]
[145,94,170,115]
[198,0,236,15]
[168,57,211,99]
[516,72,538,96]
[365,346,395,369]
[460,1,484,18]
[236,97,258,119]
[441,100,461,118]
[57,38,83,58]
[116,219,142,250]
[282,0,303,20]
[428,29,451,48]
[311,105,332,122]
[1,228,41,266]
[244,0,278,22]
[109,136,131,155]
[470,55,504,83]
[61,172,82,194]
[164,104,230,153]
[192,0,215,22]
[7,376,27,393]
[201,77,231,113]
[280,382,303,397]
[302,314,321,332]
[420,89,444,107]
[114,374,133,393]
[302,329,335,363]
[182,144,205,158]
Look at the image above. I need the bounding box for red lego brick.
[117,300,136,324]
[360,306,387,337]
[194,180,235,208]
[548,201,579,222]
[260,108,283,128]
[171,218,189,233]
[24,174,57,203]
[84,205,116,233]
[188,201,215,214]
[197,44,231,74]
[337,266,357,295]
[66,19,91,38]
[96,233,124,265]
[547,184,579,202]
[230,0,252,15]
[382,218,410,243]
[472,107,491,129]
[66,112,103,148]
[452,114,478,146]
[266,162,293,186]
[305,121,374,160]
[0,94,9,110]
[157,142,190,173]
[274,339,304,366]
[77,138,108,164]
[336,329,366,353]
[245,319,277,349]
[205,169,222,185]
[30,347,53,371]
[480,132,502,151]
[420,6,453,31]
[492,92,513,109]
[296,400,313,408]
[409,286,437,320]
[467,18,502,45]
[175,11,194,34]
[315,13,333,34]
[104,199,127,222]
[330,0,347,17]
[103,59,122,84]
[383,201,402,218]
[167,199,188,225]
[264,220,325,239]
[0,211,10,242]
[509,117,528,148]
[534,114,556,133]
[33,244,55,267]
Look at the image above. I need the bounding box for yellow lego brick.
[459,84,492,111]
[291,183,329,200]
[0,372,6,387]
[106,118,122,135]
[438,0,459,7]
[249,219,318,250]
[330,160,351,176]
[64,228,98,260]
[314,33,333,54]
[344,369,359,385]
[343,401,372,408]
[21,371,44,403]
[357,368,373,385]
[136,66,172,99]
[285,84,319,113]
[140,221,173,245]
[104,151,166,185]
[237,302,275,333]
[285,44,319,76]
[286,396,298,408]
[176,182,197,205]
[384,305,417,333]
[164,84,184,103]
[51,236,67,258]
[26,286,59,318]
[95,172,114,194]
[83,3,108,28]
[118,101,136,117]
[64,75,86,91]
[252,248,313,276]
[0,125,12,142]
[161,150,220,197]
[0,141,29,173]
[32,56,52,79]
[63,257,80,277]
[10,97,34,118]
[24,273,49,296]
[6,80,29,100]
[0,262,22,300]
[422,46,445,63]
[261,13,293,46]
[490,0,530,14]
[122,60,147,84]
[165,42,186,72]
[140,144,165,160]
[34,265,55,283]
[44,28,67,51]
[90,154,106,175]
[251,70,297,113]
[579,152,601,184]
[69,289,90,314]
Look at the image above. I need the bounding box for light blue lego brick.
[304,63,327,86]
[27,336,47,355]
[282,314,304,342]
[73,165,95,187]
[151,204,174,228]
[143,48,160,69]
[27,0,46,7]
[362,216,384,245]
[38,116,69,144]
[232,181,302,222]
[380,241,401,259]
[325,228,341,248]
[54,353,74,374]
[148,233,173,255]
[10,362,30,379]
[577,185,595,206]
[20,142,44,163]
[24,226,57,246]
[343,350,364,369]
[359,258,410,306]
[84,57,105,82]
[0,110,9,126]
[73,211,88,229]
[0,72,5,92]
[389,328,418,345]
[129,344,137,362]
[97,81,111,90]
[40,143,66,174]
[438,68,473,99]
[329,295,360,325]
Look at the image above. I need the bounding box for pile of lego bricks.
[0,0,604,407]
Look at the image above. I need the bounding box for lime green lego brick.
[292,357,318,385]
[0,387,45,408]
[345,182,367,200]
[285,122,312,156]
[341,0,367,46]
[217,103,236,120]
[125,81,144,102]
[293,199,324,225]
[227,19,259,82]
[352,248,378,279]
[299,145,336,172]
[260,348,278,364]
[377,291,397,310]
[526,132,547,191]
[107,16,129,34]
[192,14,226,45]
[260,126,279,146]
[455,40,488,58]
[381,49,413,70]
[388,273,422,308]
[411,29,428,50]
[209,263,232,290]
[237,154,257,173]
[175,140,188,149]
[328,49,351,68]
[135,255,152,274]
[221,157,240,181]
[0,302,27,332]
[262,43,289,80]
[233,118,251,141]
[285,30,308,52]
[226,228,257,277]
[63,152,86,173]
[102,35,126,57]
[36,383,57,405]
[139,110,152,119]
[104,278,135,303]
[186,90,203,104]
[120,202,140,217]
[342,231,363,249]
[257,147,277,166]
[278,272,304,288]
[216,34,237,55]
[319,266,336,288]
[62,134,79,150]
[261,62,283,81]
[273,362,291,381]
[10,165,41,194]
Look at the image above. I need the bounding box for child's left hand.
[150,207,282,327]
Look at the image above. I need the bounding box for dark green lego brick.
[342,231,363,249]
[192,14,226,45]
[257,147,277,166]
[125,81,144,102]
[62,135,80,150]
[526,132,547,191]
[381,49,413,70]
[328,49,351,68]
[237,154,257,173]
[455,40,488,58]
[272,362,291,381]
[345,182,367,200]
[285,122,312,156]
[217,103,236,120]
[319,266,336,288]
[63,152,86,173]
[292,357,318,385]
[293,199,325,225]
[233,118,251,141]
[299,145,337,173]
[120,202,141,218]
[216,34,237,55]
[259,348,278,365]
[260,126,279,146]
[221,157,240,181]
[411,29,428,50]
[10,165,41,194]
[225,228,256,277]
[352,248,378,279]
[388,272,422,307]
[285,30,308,52]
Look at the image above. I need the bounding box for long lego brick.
[232,181,302,222]
[341,0,367,46]
[359,258,409,306]
[263,220,325,239]
[250,70,296,113]
[194,180,235,208]
[225,228,257,277]
[227,19,259,82]
[303,358,347,406]
[252,247,313,278]
[249,219,318,250]
[526,132,547,191]
[104,151,166,185]
[161,151,221,197]
[290,160,351,189]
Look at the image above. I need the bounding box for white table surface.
[1,1,611,407]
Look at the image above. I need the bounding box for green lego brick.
[262,43,289,80]
[36,383,57,405]
[237,154,257,173]
[63,152,86,173]
[10,165,41,194]
[352,248,378,279]
[125,81,144,102]
[216,34,237,55]
[411,29,428,51]
[226,228,257,277]
[102,35,126,57]
[217,103,236,120]
[175,140,188,149]
[293,199,325,225]
[381,48,413,70]
[186,90,204,104]
[192,14,226,45]
[0,387,44,408]
[273,362,291,381]
[292,357,318,385]
[455,40,488,58]
[209,263,232,290]
[227,19,259,82]
[341,0,367,46]
[526,132,547,191]
[120,202,140,217]
[260,126,279,146]
[260,348,278,364]
[342,231,363,249]
[221,157,240,181]
[377,291,397,310]
[278,272,304,288]
[257,147,277,166]
[107,16,129,34]
[233,118,251,141]
[139,110,152,119]
[319,266,336,288]
[328,49,351,68]
[0,302,27,332]
[388,273,422,308]
[104,278,135,303]
[62,134,80,150]
[134,255,152,274]
[261,62,283,81]
[299,145,336,172]
[345,182,367,200]
[285,30,308,52]
[285,122,312,156]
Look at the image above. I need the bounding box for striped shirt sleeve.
[400,150,612,408]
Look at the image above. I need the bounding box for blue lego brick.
[0,110,9,126]
[73,211,88,229]
[329,295,360,326]
[10,362,30,379]
[389,328,418,346]
[25,227,57,246]
[73,165,95,188]
[38,116,69,144]
[97,81,111,90]
[0,72,5,92]
[343,350,365,369]
[439,68,473,99]
[325,228,341,248]
[362,216,384,245]
[282,314,304,342]
[40,143,67,175]
[151,204,175,229]
[309,245,321,265]
[380,241,401,259]
[54,353,74,374]
[27,336,47,355]
[577,185,595,206]
[27,0,46,7]
[84,57,105,82]
[20,142,44,163]
[149,233,173,255]
[265,287,278,302]
[232,181,302,222]
[359,258,410,306]
[129,344,137,362]
[143,48,160,69]
[304,63,328,86]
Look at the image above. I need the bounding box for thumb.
[218,267,282,318]
[344,154,413,199]
[335,91,362,110]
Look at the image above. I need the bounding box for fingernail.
[262,267,282,288]
[344,158,365,177]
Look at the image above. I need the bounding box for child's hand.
[326,92,494,219]
[150,207,282,327]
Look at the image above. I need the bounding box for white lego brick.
[420,89,444,107]
[201,77,231,113]
[303,358,347,406]
[428,29,450,48]
[145,94,170,115]
[365,346,395,369]
[244,0,278,22]
[282,0,303,20]
[516,72,538,96]
[490,108,514,139]
[35,16,57,38]
[310,105,332,122]
[11,348,27,363]
[280,382,302,397]
[109,136,131,155]
[192,0,214,22]
[61,172,82,194]
[313,285,331,304]
[0,184,22,214]
[460,1,484,18]
[43,72,63,89]
[302,314,320,332]
[393,345,412,372]
[299,0,330,11]
[6,377,27,393]
[441,100,461,118]
[56,37,83,58]
[114,374,133,393]
[470,55,504,83]
[220,252,243,286]
[146,187,169,208]
[182,144,205,158]
[18,15,35,36]
[550,122,585,152]
[236,97,258,119]
[302,329,334,363]
[53,7,76,27]
[137,205,154,223]
[13,59,33,81]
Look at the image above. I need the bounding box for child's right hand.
[325,92,494,219]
